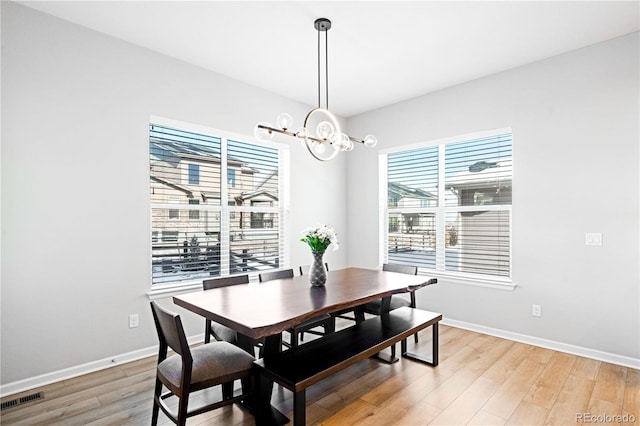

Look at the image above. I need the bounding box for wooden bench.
[253,307,442,426]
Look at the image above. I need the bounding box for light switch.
[585,233,602,246]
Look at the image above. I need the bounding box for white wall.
[1,2,348,387]
[346,32,640,361]
[2,1,638,392]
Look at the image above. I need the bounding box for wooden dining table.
[173,267,437,424]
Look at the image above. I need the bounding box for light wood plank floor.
[1,324,638,425]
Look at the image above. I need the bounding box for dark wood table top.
[173,267,436,339]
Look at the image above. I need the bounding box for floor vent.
[0,391,44,411]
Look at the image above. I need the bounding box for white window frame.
[379,127,515,290]
[148,116,290,297]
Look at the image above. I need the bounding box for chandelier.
[254,18,377,161]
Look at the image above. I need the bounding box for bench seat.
[253,307,442,425]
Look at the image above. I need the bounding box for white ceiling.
[17,1,640,117]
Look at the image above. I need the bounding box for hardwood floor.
[1,324,638,425]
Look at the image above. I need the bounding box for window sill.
[147,281,204,300]
[147,274,263,300]
[419,270,516,291]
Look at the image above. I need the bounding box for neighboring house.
[388,181,437,252]
[446,158,512,276]
[149,138,279,278]
[387,159,512,276]
[388,181,436,231]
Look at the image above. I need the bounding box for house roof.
[150,139,255,173]
[388,182,435,200]
[150,175,194,198]
[447,159,513,190]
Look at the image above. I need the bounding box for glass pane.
[151,208,221,284]
[387,212,436,269]
[229,211,280,274]
[387,146,438,209]
[445,210,511,277]
[188,163,200,184]
[150,124,222,206]
[227,140,279,207]
[445,134,512,207]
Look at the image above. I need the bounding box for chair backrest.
[203,274,249,290]
[299,263,329,276]
[150,301,191,361]
[258,268,294,282]
[383,263,418,275]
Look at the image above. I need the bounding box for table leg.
[373,297,400,364]
[379,296,392,313]
[254,334,289,426]
[293,390,306,426]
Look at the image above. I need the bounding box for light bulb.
[254,122,274,142]
[316,121,335,140]
[276,113,293,130]
[363,134,378,148]
[345,139,354,151]
[314,142,326,155]
[330,133,347,151]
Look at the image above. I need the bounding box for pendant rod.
[317,27,321,109]
[325,27,329,110]
[256,124,367,145]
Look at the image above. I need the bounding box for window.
[188,199,200,220]
[150,120,289,287]
[168,196,179,219]
[381,129,512,285]
[188,163,200,185]
[162,231,179,242]
[228,169,236,188]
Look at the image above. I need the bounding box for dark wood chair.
[299,264,358,326]
[257,268,295,283]
[259,269,334,348]
[150,301,254,426]
[362,263,419,362]
[363,263,419,319]
[203,275,264,358]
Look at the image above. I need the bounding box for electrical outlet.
[585,233,602,246]
[532,304,541,317]
[128,314,139,328]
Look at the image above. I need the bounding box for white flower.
[300,224,339,252]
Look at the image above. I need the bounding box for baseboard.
[0,334,204,398]
[441,318,640,370]
[3,321,639,398]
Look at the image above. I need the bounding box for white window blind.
[150,121,289,287]
[382,129,512,283]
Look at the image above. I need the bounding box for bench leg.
[293,389,306,426]
[401,322,439,366]
[374,343,400,364]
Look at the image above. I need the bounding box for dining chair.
[362,263,419,361]
[363,263,419,323]
[203,275,264,358]
[257,268,295,283]
[258,268,334,348]
[150,301,255,426]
